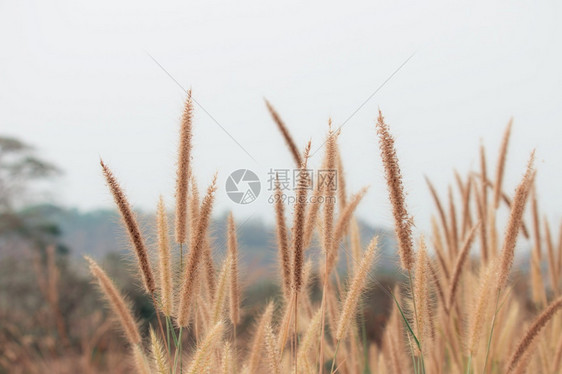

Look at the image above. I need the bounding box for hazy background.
[1,0,561,233]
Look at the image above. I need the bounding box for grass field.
[2,94,561,374]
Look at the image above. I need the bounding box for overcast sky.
[1,0,561,234]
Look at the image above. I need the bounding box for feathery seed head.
[336,236,378,341]
[265,99,302,167]
[156,196,172,316]
[227,213,240,325]
[292,142,311,292]
[493,119,513,209]
[506,296,562,373]
[177,173,218,326]
[497,152,535,292]
[376,111,414,271]
[86,256,141,345]
[274,175,292,300]
[100,160,155,294]
[175,90,193,244]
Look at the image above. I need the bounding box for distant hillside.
[34,205,400,271]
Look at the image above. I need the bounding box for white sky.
[1,0,561,233]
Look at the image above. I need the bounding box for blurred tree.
[0,136,62,247]
[0,136,60,208]
[0,136,77,361]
